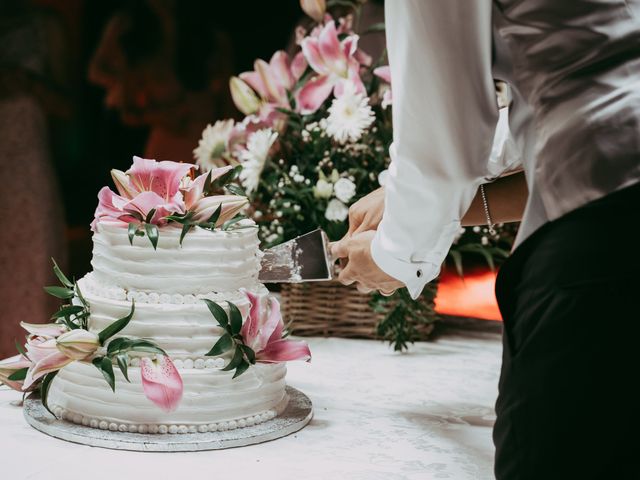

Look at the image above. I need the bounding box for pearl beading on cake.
[126,357,226,369]
[81,272,265,305]
[50,395,288,435]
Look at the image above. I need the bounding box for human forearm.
[462,171,528,226]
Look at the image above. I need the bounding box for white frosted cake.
[44,157,310,434]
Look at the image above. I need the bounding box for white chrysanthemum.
[333,177,356,203]
[239,128,278,193]
[193,120,235,171]
[325,198,349,222]
[325,84,375,144]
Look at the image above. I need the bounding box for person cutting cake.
[332,1,640,478]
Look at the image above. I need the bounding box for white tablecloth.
[0,333,502,480]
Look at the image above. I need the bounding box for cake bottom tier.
[47,361,288,434]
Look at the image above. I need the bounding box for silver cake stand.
[23,386,312,452]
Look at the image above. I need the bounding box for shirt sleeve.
[371,0,498,299]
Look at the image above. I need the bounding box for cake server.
[259,229,335,283]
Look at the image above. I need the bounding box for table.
[0,332,502,480]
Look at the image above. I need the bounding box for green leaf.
[221,347,244,372]
[98,301,135,344]
[203,299,229,331]
[179,222,193,245]
[15,340,29,361]
[128,223,138,245]
[40,371,59,417]
[127,340,166,355]
[207,203,223,226]
[43,286,74,299]
[122,209,144,222]
[106,337,131,355]
[8,367,28,381]
[205,333,233,356]
[51,258,73,288]
[225,184,246,196]
[50,305,84,320]
[116,354,130,382]
[144,223,159,250]
[145,208,157,224]
[232,361,251,379]
[239,344,256,365]
[92,356,116,392]
[228,302,243,335]
[222,215,247,231]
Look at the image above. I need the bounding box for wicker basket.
[280,281,436,340]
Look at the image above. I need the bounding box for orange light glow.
[435,267,502,321]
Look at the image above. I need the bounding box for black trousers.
[493,182,640,480]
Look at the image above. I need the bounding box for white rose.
[333,178,356,203]
[314,179,333,199]
[325,199,349,222]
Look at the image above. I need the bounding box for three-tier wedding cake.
[42,157,311,434]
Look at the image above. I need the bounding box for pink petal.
[127,156,192,200]
[110,169,139,199]
[341,35,359,60]
[25,338,58,364]
[140,356,183,412]
[265,297,284,344]
[239,71,268,99]
[20,322,67,338]
[291,51,308,80]
[240,290,263,342]
[318,21,347,75]
[296,74,334,114]
[0,354,32,371]
[373,66,391,83]
[354,48,372,67]
[301,37,329,75]
[269,51,295,91]
[257,339,311,363]
[190,195,248,224]
[23,350,73,390]
[124,191,186,225]
[182,166,233,209]
[255,59,287,105]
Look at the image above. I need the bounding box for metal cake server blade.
[259,229,334,283]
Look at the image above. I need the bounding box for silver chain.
[479,184,497,236]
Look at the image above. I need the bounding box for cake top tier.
[92,222,262,294]
[89,156,258,294]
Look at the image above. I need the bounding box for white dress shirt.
[373,0,640,299]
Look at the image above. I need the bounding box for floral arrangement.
[0,264,310,414]
[94,156,249,248]
[191,0,515,350]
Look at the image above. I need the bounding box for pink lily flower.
[22,337,74,390]
[0,354,33,392]
[296,20,366,114]
[93,157,193,230]
[241,291,311,364]
[373,66,392,109]
[189,195,248,224]
[180,166,234,209]
[19,322,74,391]
[140,355,183,412]
[238,50,307,126]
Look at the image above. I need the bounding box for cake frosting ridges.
[91,222,262,294]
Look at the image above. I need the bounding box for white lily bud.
[56,329,100,361]
[300,0,326,22]
[229,77,260,115]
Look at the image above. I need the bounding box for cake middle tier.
[79,275,267,356]
[91,222,263,294]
